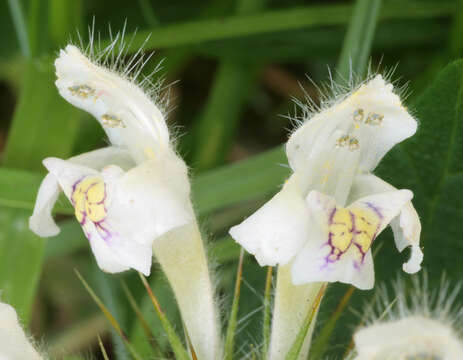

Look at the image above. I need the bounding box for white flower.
[0,302,42,360]
[29,44,194,275]
[230,75,423,290]
[353,276,463,360]
[354,316,463,360]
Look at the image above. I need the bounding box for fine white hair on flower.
[230,69,422,290]
[351,274,463,360]
[29,23,194,276]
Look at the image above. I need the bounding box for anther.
[68,84,95,99]
[348,137,360,151]
[353,108,364,122]
[336,135,350,147]
[101,114,126,128]
[365,113,384,125]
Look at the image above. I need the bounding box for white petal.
[349,173,423,274]
[55,45,170,163]
[0,303,42,360]
[29,147,129,237]
[229,174,310,266]
[348,189,413,235]
[69,146,135,171]
[291,190,411,289]
[107,154,194,247]
[287,75,417,175]
[43,157,98,198]
[29,173,61,236]
[292,243,375,290]
[85,223,152,275]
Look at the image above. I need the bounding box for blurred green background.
[0,0,463,359]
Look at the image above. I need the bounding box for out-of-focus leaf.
[0,59,82,321]
[336,0,382,80]
[106,2,458,51]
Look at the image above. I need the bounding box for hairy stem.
[268,264,324,360]
[152,222,221,360]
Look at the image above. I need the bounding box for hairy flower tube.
[0,301,42,360]
[229,75,423,359]
[29,42,220,359]
[353,277,463,360]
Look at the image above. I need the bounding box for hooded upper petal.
[291,189,413,289]
[348,173,423,274]
[287,75,417,177]
[55,44,170,163]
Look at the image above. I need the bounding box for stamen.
[101,114,126,128]
[336,135,350,147]
[348,137,360,151]
[353,108,364,122]
[68,84,95,98]
[365,113,384,125]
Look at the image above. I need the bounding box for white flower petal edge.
[0,302,42,360]
[36,154,193,275]
[29,146,135,237]
[286,75,417,175]
[291,189,413,290]
[354,316,463,360]
[229,174,310,266]
[348,173,423,274]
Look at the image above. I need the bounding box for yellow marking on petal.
[86,202,106,223]
[71,177,107,224]
[352,209,380,253]
[330,208,353,252]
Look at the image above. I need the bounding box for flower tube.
[229,75,423,359]
[29,43,220,359]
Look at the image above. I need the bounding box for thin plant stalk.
[224,248,245,360]
[262,266,274,360]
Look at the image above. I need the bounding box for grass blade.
[224,248,245,360]
[336,0,382,81]
[102,2,458,51]
[138,272,190,360]
[74,270,142,360]
[6,0,30,57]
[284,284,327,360]
[261,266,273,360]
[98,335,110,360]
[121,281,163,357]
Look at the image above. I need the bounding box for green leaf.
[190,0,267,171]
[103,2,458,51]
[0,59,82,321]
[336,0,382,80]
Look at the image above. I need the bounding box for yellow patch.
[352,209,379,253]
[328,207,381,260]
[71,177,107,224]
[330,208,353,252]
